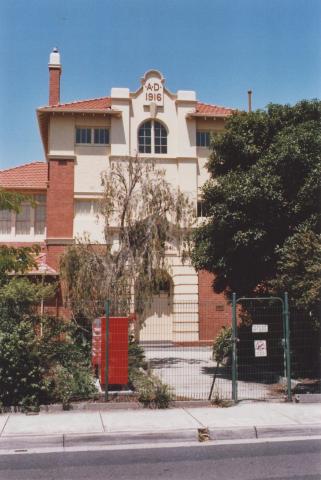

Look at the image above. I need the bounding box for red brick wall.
[45,245,66,272]
[46,158,74,270]
[46,159,74,239]
[42,282,70,319]
[198,270,232,341]
[49,67,61,105]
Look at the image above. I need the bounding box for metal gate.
[231,293,291,401]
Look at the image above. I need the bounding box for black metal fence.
[95,297,320,402]
[290,309,321,395]
[234,300,286,401]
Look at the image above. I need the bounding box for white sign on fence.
[254,340,267,357]
[252,324,268,333]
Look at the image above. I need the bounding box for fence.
[290,309,321,395]
[95,296,320,402]
[233,297,287,401]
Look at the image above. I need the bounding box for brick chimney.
[48,48,61,105]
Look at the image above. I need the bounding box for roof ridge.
[40,96,111,109]
[197,101,234,111]
[0,161,46,174]
[39,97,232,112]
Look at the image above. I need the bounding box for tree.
[0,190,98,409]
[192,100,321,309]
[270,228,321,317]
[0,188,31,212]
[61,156,194,326]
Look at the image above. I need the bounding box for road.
[0,439,320,480]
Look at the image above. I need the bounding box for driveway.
[143,345,279,400]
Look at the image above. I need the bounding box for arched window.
[138,120,167,154]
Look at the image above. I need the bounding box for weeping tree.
[60,156,195,329]
[0,188,31,212]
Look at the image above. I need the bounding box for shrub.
[52,365,75,410]
[0,320,48,409]
[71,364,98,399]
[128,334,148,373]
[130,369,173,408]
[153,383,173,409]
[212,326,232,365]
[0,305,97,409]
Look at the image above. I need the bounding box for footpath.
[0,401,320,452]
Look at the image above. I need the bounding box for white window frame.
[196,130,211,148]
[75,127,110,146]
[0,195,46,238]
[0,209,12,234]
[74,199,100,216]
[138,120,168,154]
[34,194,46,235]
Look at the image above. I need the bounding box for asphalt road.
[0,439,320,480]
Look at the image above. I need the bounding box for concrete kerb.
[0,424,320,451]
[0,434,63,451]
[208,424,321,441]
[1,402,321,451]
[0,430,198,451]
[64,429,198,447]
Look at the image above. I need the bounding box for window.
[197,200,209,218]
[76,127,109,145]
[0,209,11,234]
[16,205,31,234]
[138,120,167,154]
[94,128,109,144]
[196,131,210,148]
[76,128,91,144]
[75,200,92,215]
[74,200,100,216]
[34,194,46,234]
[154,122,167,154]
[138,121,152,153]
[0,195,47,237]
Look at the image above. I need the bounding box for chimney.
[48,48,61,105]
[247,90,252,113]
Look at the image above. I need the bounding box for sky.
[0,0,320,169]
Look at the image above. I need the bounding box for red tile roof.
[0,162,48,190]
[28,252,58,276]
[40,97,112,111]
[39,96,233,116]
[194,102,234,117]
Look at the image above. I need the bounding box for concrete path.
[0,402,320,451]
[144,346,280,400]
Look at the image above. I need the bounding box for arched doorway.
[139,271,173,342]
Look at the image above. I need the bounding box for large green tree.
[192,100,321,311]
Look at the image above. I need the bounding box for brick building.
[0,48,233,341]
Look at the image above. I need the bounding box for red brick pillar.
[45,158,74,270]
[48,48,62,106]
[49,67,61,106]
[198,270,232,341]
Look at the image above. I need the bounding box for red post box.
[92,316,129,386]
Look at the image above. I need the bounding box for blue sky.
[0,0,320,169]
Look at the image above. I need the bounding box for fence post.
[284,292,292,401]
[104,300,110,402]
[232,292,238,402]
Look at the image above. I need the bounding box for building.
[0,48,234,342]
